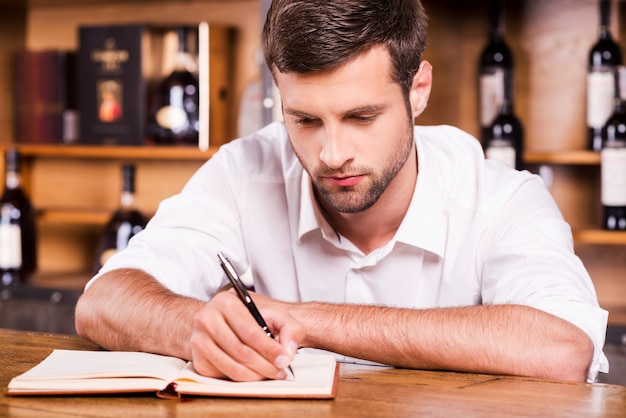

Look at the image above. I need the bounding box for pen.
[217,252,295,379]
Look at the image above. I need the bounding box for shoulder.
[414,124,485,160]
[198,122,300,179]
[216,122,292,167]
[413,124,488,191]
[414,124,549,215]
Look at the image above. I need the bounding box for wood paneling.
[0,0,624,323]
[23,0,259,144]
[28,157,205,273]
[0,8,26,145]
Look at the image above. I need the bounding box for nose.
[319,125,352,169]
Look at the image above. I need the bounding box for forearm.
[291,302,593,382]
[75,268,204,360]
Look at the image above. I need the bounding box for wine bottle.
[0,149,37,285]
[94,164,148,272]
[478,0,513,144]
[587,0,623,152]
[148,27,199,145]
[484,72,524,170]
[600,67,626,230]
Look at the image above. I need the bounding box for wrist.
[287,300,320,348]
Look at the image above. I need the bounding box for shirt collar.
[296,130,446,257]
[298,171,333,240]
[394,131,446,258]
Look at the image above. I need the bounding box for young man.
[75,0,608,383]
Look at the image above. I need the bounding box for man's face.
[276,46,416,214]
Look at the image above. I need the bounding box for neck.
[317,146,418,255]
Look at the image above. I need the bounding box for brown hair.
[262,0,428,96]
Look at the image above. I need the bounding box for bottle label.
[587,71,615,128]
[0,223,22,269]
[601,147,626,206]
[479,70,505,127]
[98,222,138,268]
[156,105,187,130]
[486,145,516,169]
[115,222,133,250]
[100,248,118,267]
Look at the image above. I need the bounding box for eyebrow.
[343,104,386,117]
[284,104,387,119]
[283,108,314,118]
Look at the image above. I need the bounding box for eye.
[349,114,377,124]
[294,116,320,126]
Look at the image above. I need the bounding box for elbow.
[74,292,90,339]
[73,270,119,342]
[550,331,594,383]
[570,334,594,383]
[74,284,102,342]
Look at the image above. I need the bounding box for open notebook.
[6,349,339,399]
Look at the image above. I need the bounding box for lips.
[326,175,363,187]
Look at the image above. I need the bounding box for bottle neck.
[498,100,513,115]
[489,26,504,42]
[120,164,136,210]
[599,0,612,38]
[488,1,505,40]
[5,149,22,190]
[5,172,20,190]
[120,190,135,209]
[174,28,197,73]
[174,51,196,73]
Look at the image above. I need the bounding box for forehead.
[275,46,399,112]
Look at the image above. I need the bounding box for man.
[75,0,608,383]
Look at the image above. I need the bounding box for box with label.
[78,23,234,148]
[13,51,78,144]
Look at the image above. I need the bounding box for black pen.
[217,252,295,379]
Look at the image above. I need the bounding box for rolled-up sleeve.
[480,176,609,382]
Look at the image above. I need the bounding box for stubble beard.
[296,126,415,214]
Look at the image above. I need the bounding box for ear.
[409,60,433,119]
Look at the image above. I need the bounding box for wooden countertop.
[1,328,625,417]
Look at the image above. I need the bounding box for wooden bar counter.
[1,328,625,417]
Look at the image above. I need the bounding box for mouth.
[324,174,364,187]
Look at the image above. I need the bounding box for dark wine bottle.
[484,72,524,170]
[0,149,37,285]
[587,0,623,151]
[600,66,626,230]
[478,0,513,144]
[148,27,199,145]
[94,164,148,272]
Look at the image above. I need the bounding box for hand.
[189,290,304,382]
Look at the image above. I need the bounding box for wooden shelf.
[3,144,219,161]
[573,229,626,246]
[28,271,92,290]
[37,209,112,225]
[4,145,601,164]
[524,150,600,165]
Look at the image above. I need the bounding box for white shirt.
[91,122,608,381]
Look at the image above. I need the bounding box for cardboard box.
[78,23,234,148]
[13,51,78,144]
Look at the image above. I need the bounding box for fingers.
[248,291,305,355]
[189,291,299,382]
[268,311,304,360]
